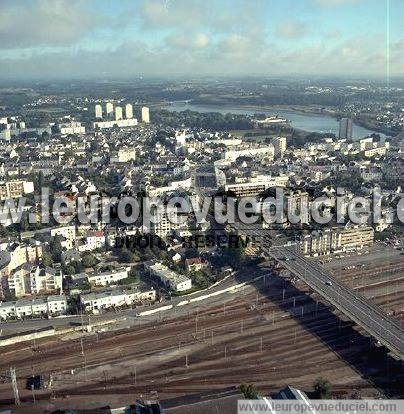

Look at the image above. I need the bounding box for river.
[161,102,387,139]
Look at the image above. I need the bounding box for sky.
[0,0,403,80]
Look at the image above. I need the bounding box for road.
[267,245,404,360]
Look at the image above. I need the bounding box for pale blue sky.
[0,0,402,79]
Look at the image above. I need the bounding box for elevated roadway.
[266,245,404,360]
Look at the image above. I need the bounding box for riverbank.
[157,101,339,117]
[158,101,389,139]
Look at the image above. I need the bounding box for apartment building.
[363,145,387,158]
[150,204,190,239]
[59,121,85,135]
[284,190,310,225]
[78,230,105,252]
[272,136,287,157]
[87,267,129,286]
[145,261,192,292]
[301,226,374,256]
[6,265,63,298]
[0,180,34,200]
[110,147,136,163]
[338,226,374,251]
[50,226,76,250]
[224,175,289,198]
[223,145,275,162]
[0,242,43,278]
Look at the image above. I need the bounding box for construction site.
[0,247,403,412]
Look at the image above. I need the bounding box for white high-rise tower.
[95,104,103,119]
[106,102,114,119]
[115,106,123,121]
[125,104,133,119]
[141,106,150,123]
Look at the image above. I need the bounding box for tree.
[19,212,30,232]
[42,252,53,267]
[62,264,76,275]
[119,247,135,263]
[313,377,331,399]
[239,383,259,399]
[82,254,98,268]
[50,235,63,262]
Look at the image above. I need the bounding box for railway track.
[0,262,403,408]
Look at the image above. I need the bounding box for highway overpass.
[266,245,404,361]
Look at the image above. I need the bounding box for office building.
[95,104,103,119]
[125,103,133,119]
[339,118,353,140]
[141,106,150,123]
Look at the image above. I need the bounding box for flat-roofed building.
[95,104,103,119]
[301,226,374,256]
[145,261,192,292]
[0,295,67,320]
[80,288,155,312]
[225,175,289,198]
[141,106,150,123]
[87,267,128,287]
[115,106,123,121]
[0,180,34,200]
[339,226,374,251]
[125,103,133,119]
[106,102,114,119]
[272,136,287,157]
[284,189,310,225]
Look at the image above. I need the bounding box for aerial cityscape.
[0,0,403,413]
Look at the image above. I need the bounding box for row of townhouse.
[0,295,67,320]
[80,288,155,313]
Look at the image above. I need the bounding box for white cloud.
[0,0,400,79]
[166,32,210,50]
[0,0,108,49]
[314,0,362,7]
[276,21,310,39]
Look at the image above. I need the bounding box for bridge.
[208,201,404,360]
[265,245,404,360]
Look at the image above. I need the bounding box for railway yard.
[0,245,403,412]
